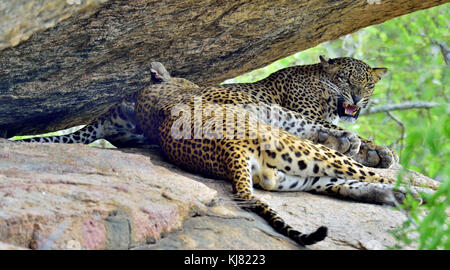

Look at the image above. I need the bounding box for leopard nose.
[352,95,362,105]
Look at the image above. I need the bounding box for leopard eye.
[366,83,374,88]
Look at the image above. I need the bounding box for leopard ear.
[150,62,172,83]
[320,55,338,74]
[319,55,332,65]
[372,67,388,81]
[319,55,329,63]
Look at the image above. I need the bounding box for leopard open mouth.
[337,98,361,120]
[343,103,360,116]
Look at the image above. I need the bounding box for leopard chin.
[340,115,358,123]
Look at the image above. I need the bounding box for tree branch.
[385,111,405,152]
[361,102,441,115]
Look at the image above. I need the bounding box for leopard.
[132,65,433,246]
[220,55,397,169]
[16,57,396,169]
[14,59,433,246]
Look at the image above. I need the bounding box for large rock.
[0,139,439,250]
[0,0,447,137]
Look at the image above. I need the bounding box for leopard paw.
[317,129,361,157]
[391,185,435,206]
[369,184,434,206]
[353,140,398,168]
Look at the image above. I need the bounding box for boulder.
[0,139,439,250]
[0,0,446,137]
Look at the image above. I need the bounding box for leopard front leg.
[306,118,398,169]
[287,121,362,158]
[313,128,361,157]
[248,104,396,168]
[315,131,398,169]
[253,105,362,157]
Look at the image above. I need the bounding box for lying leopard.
[17,56,396,169]
[15,60,434,247]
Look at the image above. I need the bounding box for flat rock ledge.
[0,139,439,250]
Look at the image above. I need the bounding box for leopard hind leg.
[223,146,328,246]
[258,168,405,206]
[257,130,429,205]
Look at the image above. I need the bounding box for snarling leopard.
[222,56,397,168]
[14,58,435,247]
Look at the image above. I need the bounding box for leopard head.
[319,56,387,122]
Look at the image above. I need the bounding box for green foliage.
[389,182,450,249]
[391,174,450,249]
[228,5,449,249]
[391,107,449,249]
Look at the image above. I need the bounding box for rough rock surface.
[0,0,447,137]
[0,139,216,250]
[0,139,440,250]
[0,0,108,50]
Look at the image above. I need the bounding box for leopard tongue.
[344,104,359,116]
